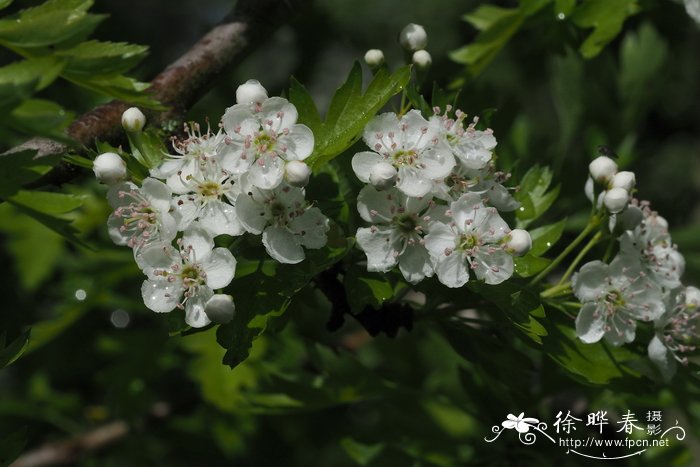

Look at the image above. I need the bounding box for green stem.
[556,230,604,287]
[529,217,601,286]
[540,281,571,298]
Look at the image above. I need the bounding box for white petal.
[572,261,609,302]
[363,112,400,148]
[262,226,304,264]
[435,253,470,288]
[351,151,384,183]
[107,213,128,246]
[289,207,329,249]
[648,335,677,381]
[396,166,432,197]
[136,242,179,275]
[221,104,259,136]
[473,248,513,285]
[261,97,298,129]
[218,142,253,175]
[172,196,199,231]
[235,192,269,234]
[278,124,314,160]
[355,226,400,272]
[185,286,214,328]
[202,248,237,289]
[424,222,458,258]
[141,278,182,313]
[248,154,284,189]
[158,212,178,244]
[575,302,606,343]
[418,145,455,179]
[200,199,245,237]
[450,193,483,232]
[142,178,173,212]
[398,244,433,284]
[107,182,137,209]
[150,157,183,179]
[356,185,401,223]
[182,225,214,262]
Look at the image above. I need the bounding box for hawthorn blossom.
[433,163,520,211]
[572,256,665,346]
[172,159,244,237]
[351,110,454,197]
[648,286,700,380]
[107,178,177,252]
[139,226,236,328]
[619,209,685,289]
[430,111,496,171]
[219,97,314,190]
[355,186,437,283]
[235,179,329,264]
[424,192,513,288]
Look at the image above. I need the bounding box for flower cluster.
[351,107,531,287]
[574,162,694,378]
[98,81,329,328]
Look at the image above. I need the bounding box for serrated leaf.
[6,200,90,248]
[306,64,410,169]
[571,0,640,59]
[58,40,148,77]
[289,77,321,134]
[515,165,560,227]
[0,149,61,197]
[10,98,73,136]
[75,75,165,109]
[0,0,102,48]
[529,218,567,256]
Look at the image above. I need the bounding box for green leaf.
[0,0,104,49]
[10,99,74,137]
[0,149,61,198]
[529,218,567,256]
[0,331,30,368]
[289,77,322,134]
[341,438,385,466]
[571,0,640,59]
[554,0,576,16]
[8,190,84,215]
[0,58,65,111]
[344,267,395,314]
[24,306,87,355]
[6,200,89,249]
[515,165,560,228]
[58,40,149,77]
[514,254,551,277]
[0,0,14,10]
[305,64,410,169]
[75,75,164,109]
[462,5,519,31]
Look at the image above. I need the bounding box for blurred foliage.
[1,0,700,466]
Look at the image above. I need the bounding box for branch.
[3,0,309,188]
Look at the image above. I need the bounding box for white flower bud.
[364,49,385,67]
[369,161,398,190]
[603,187,629,213]
[235,79,268,105]
[686,286,700,309]
[589,156,617,184]
[616,205,643,231]
[93,152,127,185]
[611,171,635,191]
[504,229,532,256]
[121,107,146,133]
[204,294,235,324]
[412,50,432,69]
[284,160,311,187]
[399,23,428,51]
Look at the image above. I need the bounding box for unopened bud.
[285,160,311,187]
[611,171,635,191]
[589,156,617,184]
[603,187,629,213]
[504,229,532,256]
[412,50,432,69]
[369,161,397,190]
[364,49,385,67]
[121,107,146,133]
[616,205,643,231]
[399,23,427,51]
[204,294,235,324]
[236,79,268,105]
[686,286,700,309]
[93,152,127,185]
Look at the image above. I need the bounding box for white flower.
[235,79,268,105]
[572,256,665,345]
[94,152,127,185]
[364,49,385,67]
[619,210,684,289]
[284,160,311,187]
[589,156,617,184]
[352,110,454,197]
[121,107,146,132]
[219,97,314,190]
[235,180,329,264]
[204,294,236,324]
[412,50,432,68]
[107,178,177,251]
[504,229,532,257]
[430,112,496,171]
[684,0,700,25]
[399,23,427,51]
[611,171,635,191]
[609,204,643,232]
[172,159,244,237]
[603,187,629,214]
[151,123,227,194]
[434,164,520,211]
[368,161,398,190]
[648,286,700,380]
[424,193,513,288]
[355,186,436,284]
[139,226,236,328]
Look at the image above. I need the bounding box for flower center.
[394,213,418,234]
[254,132,276,154]
[197,180,222,199]
[392,149,418,166]
[459,233,479,251]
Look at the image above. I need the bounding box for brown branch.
[3,0,309,188]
